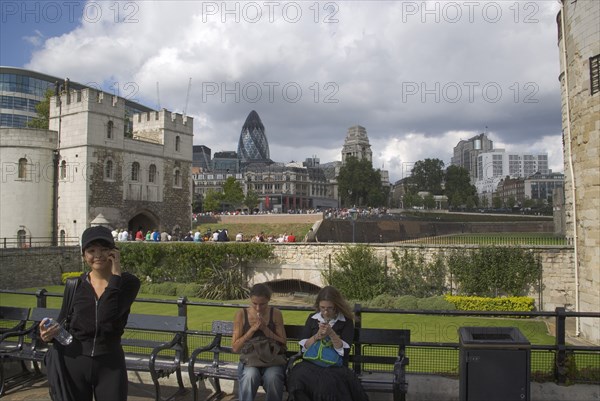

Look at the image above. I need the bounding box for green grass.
[402,211,552,222]
[406,233,567,246]
[1,287,554,344]
[3,288,597,381]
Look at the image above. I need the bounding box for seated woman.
[287,286,369,401]
[232,283,287,401]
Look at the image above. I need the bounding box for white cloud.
[22,1,565,183]
[22,30,44,47]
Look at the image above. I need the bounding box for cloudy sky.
[1,0,565,182]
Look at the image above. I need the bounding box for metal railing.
[2,289,598,385]
[1,237,79,248]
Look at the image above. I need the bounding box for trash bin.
[459,327,530,401]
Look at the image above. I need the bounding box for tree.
[480,195,489,208]
[408,158,445,195]
[507,196,516,209]
[203,190,222,212]
[337,156,384,207]
[27,89,53,129]
[221,177,244,210]
[244,189,260,213]
[444,165,477,208]
[492,196,502,209]
[402,193,414,209]
[423,193,436,209]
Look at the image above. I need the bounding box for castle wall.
[246,243,591,341]
[0,246,81,289]
[558,0,600,342]
[0,128,57,241]
[46,89,194,237]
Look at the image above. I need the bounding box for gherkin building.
[237,110,270,164]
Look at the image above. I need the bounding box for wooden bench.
[188,320,410,401]
[0,308,188,401]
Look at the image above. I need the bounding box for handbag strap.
[60,277,80,324]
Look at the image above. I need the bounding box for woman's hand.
[318,322,333,339]
[108,248,122,276]
[39,319,59,343]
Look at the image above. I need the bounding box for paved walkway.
[1,379,237,401]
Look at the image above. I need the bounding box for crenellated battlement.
[56,88,120,108]
[132,109,193,136]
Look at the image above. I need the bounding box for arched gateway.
[128,211,159,235]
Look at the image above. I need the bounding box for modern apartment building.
[474,150,549,195]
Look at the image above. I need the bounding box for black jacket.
[58,272,140,357]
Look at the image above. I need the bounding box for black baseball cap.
[81,226,116,251]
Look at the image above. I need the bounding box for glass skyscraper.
[237,110,270,164]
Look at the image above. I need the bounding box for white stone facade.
[0,128,57,243]
[558,0,600,342]
[1,87,194,245]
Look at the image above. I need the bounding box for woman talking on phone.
[39,226,140,401]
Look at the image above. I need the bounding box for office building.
[0,66,152,129]
[451,133,494,181]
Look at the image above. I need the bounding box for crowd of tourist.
[110,226,319,244]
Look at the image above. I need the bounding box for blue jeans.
[238,362,284,401]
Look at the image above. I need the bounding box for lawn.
[3,287,597,380]
[1,287,555,344]
[406,232,568,246]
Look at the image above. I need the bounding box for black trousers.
[62,348,127,401]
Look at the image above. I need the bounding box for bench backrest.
[211,320,234,335]
[126,314,187,333]
[351,328,410,374]
[29,308,60,323]
[282,324,410,373]
[0,306,31,322]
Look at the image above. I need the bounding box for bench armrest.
[392,355,410,393]
[149,333,184,372]
[188,334,224,373]
[285,351,303,378]
[0,322,39,347]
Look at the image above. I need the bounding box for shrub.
[390,250,447,297]
[118,242,274,284]
[445,295,535,312]
[447,246,541,297]
[417,296,456,310]
[177,283,203,298]
[325,245,388,301]
[140,282,178,296]
[364,294,402,309]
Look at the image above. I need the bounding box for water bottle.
[43,318,73,345]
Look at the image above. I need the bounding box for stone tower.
[557,0,600,342]
[48,88,194,239]
[341,125,372,164]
